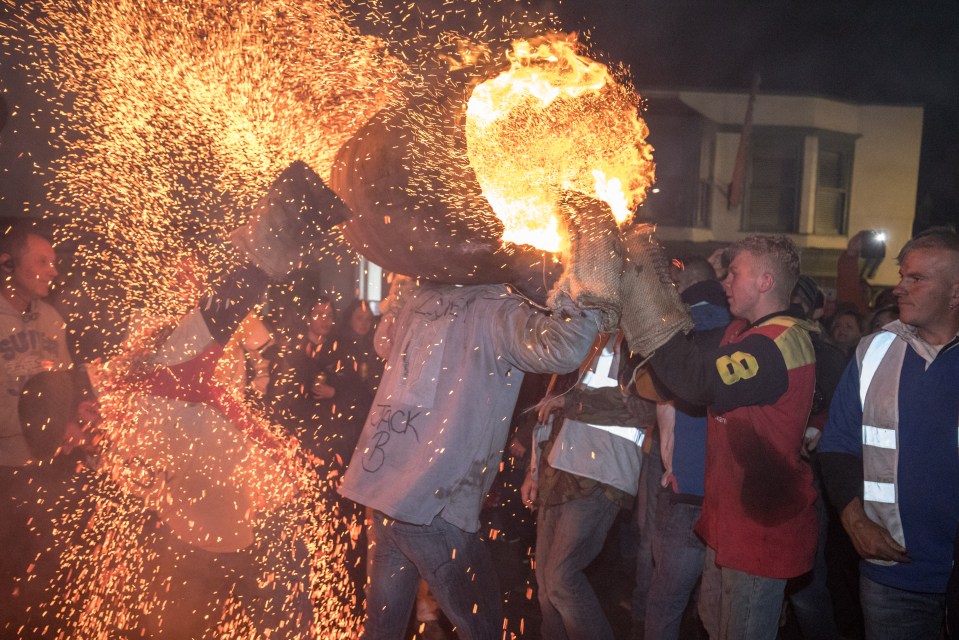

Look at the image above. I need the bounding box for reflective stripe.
[582,341,618,389]
[862,425,897,450]
[859,332,897,407]
[864,481,896,504]
[581,369,617,389]
[533,415,554,448]
[582,422,645,445]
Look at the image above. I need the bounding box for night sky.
[555,0,959,232]
[2,0,958,230]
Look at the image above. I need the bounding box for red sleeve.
[835,251,869,313]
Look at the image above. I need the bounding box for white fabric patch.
[582,423,645,445]
[864,481,896,504]
[862,425,897,450]
[581,340,618,389]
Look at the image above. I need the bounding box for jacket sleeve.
[648,330,789,414]
[564,385,655,427]
[493,291,601,376]
[836,250,870,314]
[199,263,272,345]
[817,358,865,511]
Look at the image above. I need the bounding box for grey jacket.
[339,283,600,532]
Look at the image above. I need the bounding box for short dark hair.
[19,369,93,461]
[675,255,716,284]
[0,223,50,263]
[829,304,864,333]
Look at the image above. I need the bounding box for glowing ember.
[3,1,399,637]
[3,2,653,638]
[7,0,406,348]
[465,34,655,252]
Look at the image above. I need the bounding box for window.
[641,99,710,228]
[813,136,853,235]
[744,128,856,236]
[744,131,803,233]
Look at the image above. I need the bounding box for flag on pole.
[727,73,761,209]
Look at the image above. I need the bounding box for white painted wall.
[650,90,923,286]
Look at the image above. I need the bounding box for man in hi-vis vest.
[820,227,959,640]
[522,331,654,640]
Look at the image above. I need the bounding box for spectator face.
[8,234,58,301]
[893,248,959,332]
[307,301,335,338]
[723,251,763,321]
[350,304,374,336]
[830,312,862,348]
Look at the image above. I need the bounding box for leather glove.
[551,191,623,332]
[231,161,352,280]
[619,225,693,357]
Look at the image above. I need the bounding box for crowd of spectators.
[2,192,957,640]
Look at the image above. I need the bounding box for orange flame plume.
[465,34,656,252]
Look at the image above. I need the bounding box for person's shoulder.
[756,315,816,369]
[30,298,68,326]
[471,283,534,308]
[852,326,905,363]
[30,297,62,314]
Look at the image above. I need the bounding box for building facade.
[640,89,923,288]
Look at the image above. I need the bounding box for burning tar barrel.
[329,35,655,297]
[329,70,558,297]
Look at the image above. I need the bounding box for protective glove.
[230,161,352,280]
[619,225,693,357]
[550,191,623,332]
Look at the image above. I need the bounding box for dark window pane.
[753,157,799,185]
[814,190,845,235]
[748,186,797,232]
[746,132,802,232]
[818,150,843,189]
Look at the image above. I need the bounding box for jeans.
[362,512,502,640]
[860,575,945,640]
[700,546,786,640]
[535,488,620,640]
[633,435,663,624]
[644,493,706,640]
[787,492,839,640]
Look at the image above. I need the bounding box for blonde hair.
[727,234,801,299]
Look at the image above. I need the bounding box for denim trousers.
[633,436,663,623]
[860,575,945,640]
[644,493,707,640]
[786,492,839,640]
[361,512,502,640]
[700,546,786,640]
[535,488,620,640]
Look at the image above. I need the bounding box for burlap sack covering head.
[19,369,93,461]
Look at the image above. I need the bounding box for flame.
[465,34,655,252]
